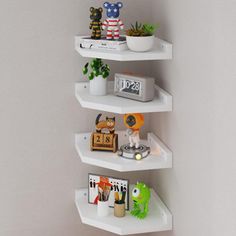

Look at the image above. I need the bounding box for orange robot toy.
[118,113,150,161]
[124,113,144,149]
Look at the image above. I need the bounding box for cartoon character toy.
[91,113,118,153]
[95,113,115,134]
[90,7,103,39]
[124,113,144,149]
[131,182,151,219]
[118,113,150,160]
[102,2,124,40]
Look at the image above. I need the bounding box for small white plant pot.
[97,200,110,217]
[89,75,107,96]
[126,35,155,52]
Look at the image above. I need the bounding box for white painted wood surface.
[75,187,172,235]
[75,131,172,172]
[75,81,172,114]
[75,36,172,61]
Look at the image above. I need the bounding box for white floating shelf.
[75,81,172,114]
[75,187,172,235]
[75,131,172,172]
[75,36,172,61]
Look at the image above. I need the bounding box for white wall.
[1,0,235,236]
[149,0,236,236]
[0,1,152,236]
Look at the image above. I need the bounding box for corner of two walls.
[75,0,154,188]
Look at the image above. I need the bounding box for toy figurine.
[131,182,151,219]
[118,113,150,160]
[91,113,118,153]
[96,113,115,134]
[90,7,103,39]
[102,2,124,40]
[124,113,144,149]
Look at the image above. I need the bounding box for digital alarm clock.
[114,74,155,102]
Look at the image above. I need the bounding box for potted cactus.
[126,22,159,52]
[82,58,110,96]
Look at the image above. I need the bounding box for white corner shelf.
[75,81,172,114]
[75,36,172,61]
[75,131,172,172]
[75,187,172,235]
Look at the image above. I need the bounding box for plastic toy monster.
[124,113,144,149]
[131,182,151,219]
[102,2,124,40]
[90,7,103,39]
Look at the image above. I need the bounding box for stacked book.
[79,36,128,51]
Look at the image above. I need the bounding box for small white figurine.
[126,128,140,149]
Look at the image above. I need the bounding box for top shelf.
[75,36,172,61]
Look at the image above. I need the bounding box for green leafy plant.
[126,22,159,37]
[82,58,110,80]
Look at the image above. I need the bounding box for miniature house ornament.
[102,2,124,40]
[90,7,103,39]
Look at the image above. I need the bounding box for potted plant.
[126,22,159,52]
[82,58,110,96]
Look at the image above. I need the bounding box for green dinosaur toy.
[130,182,151,219]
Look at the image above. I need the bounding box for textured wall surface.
[149,1,236,236]
[0,1,152,236]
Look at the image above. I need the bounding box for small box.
[79,36,128,51]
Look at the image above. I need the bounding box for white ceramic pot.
[126,35,155,52]
[97,200,110,217]
[89,75,107,96]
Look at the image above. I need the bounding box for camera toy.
[102,2,124,40]
[118,113,150,160]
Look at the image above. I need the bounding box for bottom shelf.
[75,187,172,235]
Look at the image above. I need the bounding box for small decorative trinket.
[131,182,151,219]
[90,7,103,39]
[91,113,118,152]
[102,2,124,40]
[118,113,150,160]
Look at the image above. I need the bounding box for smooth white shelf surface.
[75,81,172,114]
[75,36,172,61]
[75,187,172,235]
[75,131,172,172]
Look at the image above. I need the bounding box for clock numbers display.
[119,79,141,96]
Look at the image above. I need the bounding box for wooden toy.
[90,7,103,39]
[102,2,124,40]
[91,113,118,152]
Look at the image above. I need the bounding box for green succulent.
[126,22,159,37]
[82,58,110,80]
